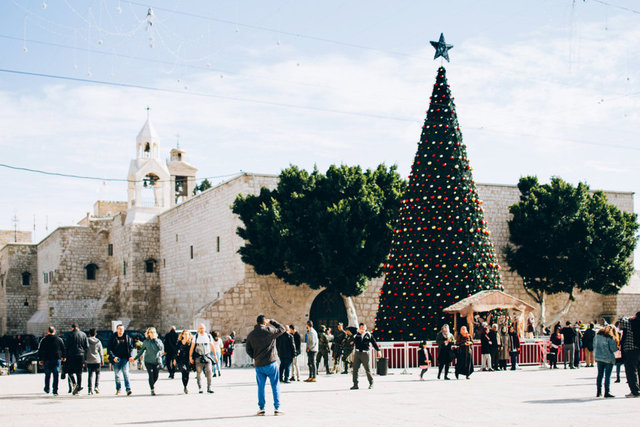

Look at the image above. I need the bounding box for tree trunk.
[537,295,546,334]
[546,295,574,327]
[342,295,359,327]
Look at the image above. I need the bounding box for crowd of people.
[468,313,640,399]
[245,317,382,415]
[12,310,640,415]
[32,322,236,396]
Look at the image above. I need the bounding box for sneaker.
[44,388,50,394]
[604,393,615,398]
[184,388,188,394]
[615,378,621,383]
[256,410,266,416]
[52,392,58,396]
[350,385,359,390]
[126,389,132,396]
[115,390,122,396]
[626,393,640,398]
[207,389,214,394]
[368,383,373,389]
[95,388,100,394]
[274,409,284,416]
[151,389,156,396]
[310,378,316,382]
[88,389,93,395]
[199,389,203,394]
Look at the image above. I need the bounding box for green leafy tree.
[373,66,504,341]
[193,178,212,195]
[505,176,639,330]
[232,164,406,325]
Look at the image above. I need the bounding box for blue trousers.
[113,360,131,391]
[43,360,61,394]
[255,361,280,410]
[596,361,613,393]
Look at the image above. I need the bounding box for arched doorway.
[309,290,348,333]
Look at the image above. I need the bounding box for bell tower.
[167,141,198,206]
[126,110,171,224]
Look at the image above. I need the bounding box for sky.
[0,0,639,264]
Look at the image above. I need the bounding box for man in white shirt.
[189,324,217,394]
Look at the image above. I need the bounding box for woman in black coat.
[175,330,193,394]
[455,326,474,379]
[436,325,454,380]
[417,341,431,380]
[508,326,520,370]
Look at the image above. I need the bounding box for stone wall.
[93,201,128,217]
[35,226,110,332]
[97,214,161,330]
[158,174,278,332]
[0,244,38,335]
[476,184,635,327]
[3,173,634,339]
[0,230,32,248]
[159,175,636,338]
[616,294,640,318]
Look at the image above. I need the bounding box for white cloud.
[1,13,639,270]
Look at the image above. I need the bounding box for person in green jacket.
[316,325,332,375]
[135,327,165,395]
[341,329,355,374]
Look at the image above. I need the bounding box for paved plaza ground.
[0,364,638,426]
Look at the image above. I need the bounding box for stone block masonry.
[0,230,32,248]
[2,172,635,338]
[0,243,38,335]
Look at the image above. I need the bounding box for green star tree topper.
[374,65,503,341]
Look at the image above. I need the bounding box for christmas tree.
[374,66,503,341]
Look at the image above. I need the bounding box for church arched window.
[85,263,99,280]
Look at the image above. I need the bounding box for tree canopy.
[232,164,406,297]
[505,176,638,326]
[193,178,212,195]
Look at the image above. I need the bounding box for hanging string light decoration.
[373,65,504,341]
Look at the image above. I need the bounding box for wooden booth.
[443,290,536,338]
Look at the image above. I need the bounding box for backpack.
[194,334,212,356]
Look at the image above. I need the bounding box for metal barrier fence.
[371,339,586,372]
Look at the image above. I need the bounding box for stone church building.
[1,118,638,339]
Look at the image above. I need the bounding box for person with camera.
[246,315,286,416]
[189,324,217,394]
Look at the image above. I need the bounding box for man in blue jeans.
[108,324,135,396]
[37,326,65,395]
[245,315,286,416]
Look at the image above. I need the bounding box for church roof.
[136,118,159,145]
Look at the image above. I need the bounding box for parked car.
[16,350,39,372]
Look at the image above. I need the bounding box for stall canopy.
[443,290,536,338]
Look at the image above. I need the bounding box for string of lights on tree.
[374,34,503,342]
